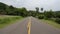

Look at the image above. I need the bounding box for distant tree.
[0,2,7,10]
[36,7,39,13]
[9,5,15,10]
[0,2,7,14]
[35,7,40,17]
[41,8,43,11]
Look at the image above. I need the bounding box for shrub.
[38,15,44,19]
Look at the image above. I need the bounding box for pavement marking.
[27,18,31,34]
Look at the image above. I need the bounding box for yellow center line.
[27,18,31,34]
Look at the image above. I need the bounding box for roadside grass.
[40,19,60,29]
[0,16,23,29]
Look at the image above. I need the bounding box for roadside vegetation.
[0,2,60,28]
[0,16,23,28]
[38,11,60,29]
[40,19,60,29]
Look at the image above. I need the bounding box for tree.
[41,8,43,11]
[44,10,54,20]
[0,2,7,15]
[36,7,39,13]
[55,11,60,18]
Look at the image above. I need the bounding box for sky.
[0,0,60,11]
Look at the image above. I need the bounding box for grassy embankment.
[0,16,23,28]
[40,19,60,29]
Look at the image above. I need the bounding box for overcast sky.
[0,0,60,11]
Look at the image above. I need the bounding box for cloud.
[0,0,60,11]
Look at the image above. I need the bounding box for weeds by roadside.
[0,16,23,28]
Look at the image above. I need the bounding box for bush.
[38,15,44,19]
[55,18,60,24]
[44,17,48,20]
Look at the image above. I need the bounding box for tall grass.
[0,16,23,28]
[40,19,60,29]
[0,17,22,24]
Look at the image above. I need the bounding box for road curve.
[0,17,60,34]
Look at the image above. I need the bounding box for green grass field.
[0,15,23,28]
[40,19,60,29]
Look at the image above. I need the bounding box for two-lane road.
[0,17,60,34]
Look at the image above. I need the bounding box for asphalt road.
[31,17,60,34]
[0,17,60,34]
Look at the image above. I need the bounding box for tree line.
[0,2,43,17]
[0,2,60,24]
